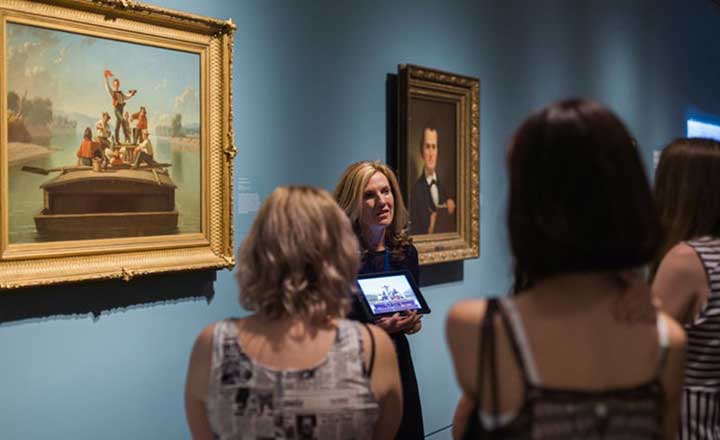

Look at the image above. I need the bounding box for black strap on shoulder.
[464,299,537,438]
[496,301,532,384]
[488,300,500,423]
[462,298,499,439]
[480,299,500,422]
[362,323,376,377]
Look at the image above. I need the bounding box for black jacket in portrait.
[409,172,452,235]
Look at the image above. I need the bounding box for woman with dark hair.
[447,99,686,439]
[335,161,424,440]
[652,138,720,439]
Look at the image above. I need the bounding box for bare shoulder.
[194,322,217,348]
[659,243,705,279]
[668,242,697,257]
[188,323,218,369]
[654,243,708,324]
[446,299,490,340]
[654,242,706,294]
[364,322,394,349]
[447,299,488,325]
[446,298,494,393]
[354,322,395,369]
[186,322,219,402]
[361,322,400,396]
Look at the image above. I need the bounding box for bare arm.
[452,394,475,440]
[658,314,687,440]
[446,300,486,437]
[446,300,486,393]
[104,75,113,99]
[361,324,402,440]
[185,324,215,440]
[652,243,708,324]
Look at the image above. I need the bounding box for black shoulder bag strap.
[462,298,500,439]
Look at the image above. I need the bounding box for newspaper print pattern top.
[206,319,380,440]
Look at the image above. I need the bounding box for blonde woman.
[185,186,402,440]
[335,161,424,439]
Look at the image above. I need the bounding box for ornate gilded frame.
[0,0,235,289]
[397,64,479,265]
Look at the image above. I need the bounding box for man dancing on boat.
[103,69,137,145]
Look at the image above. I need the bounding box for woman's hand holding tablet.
[355,270,431,320]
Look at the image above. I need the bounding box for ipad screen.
[356,273,422,315]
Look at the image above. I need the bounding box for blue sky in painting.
[6,22,200,128]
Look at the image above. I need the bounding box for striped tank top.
[681,237,720,439]
[206,318,379,440]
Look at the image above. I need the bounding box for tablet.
[355,270,431,318]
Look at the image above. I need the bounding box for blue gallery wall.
[3,1,720,438]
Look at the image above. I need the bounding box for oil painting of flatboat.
[6,22,202,244]
[28,163,177,240]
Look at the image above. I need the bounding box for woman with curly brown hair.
[185,186,402,440]
[335,161,424,440]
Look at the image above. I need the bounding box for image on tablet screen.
[357,275,422,314]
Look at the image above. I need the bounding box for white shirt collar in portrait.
[425,172,440,207]
[424,172,437,185]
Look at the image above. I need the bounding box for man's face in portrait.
[422,128,438,175]
[113,79,120,91]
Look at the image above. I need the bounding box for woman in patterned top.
[185,186,402,440]
[652,138,720,439]
[447,99,686,439]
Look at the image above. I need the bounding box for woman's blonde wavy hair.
[334,161,411,257]
[236,186,359,325]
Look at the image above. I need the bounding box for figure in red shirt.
[76,127,98,166]
[131,106,148,144]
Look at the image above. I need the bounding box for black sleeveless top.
[463,298,668,439]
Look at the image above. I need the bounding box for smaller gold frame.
[397,64,480,265]
[0,0,235,289]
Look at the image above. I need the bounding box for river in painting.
[8,132,200,244]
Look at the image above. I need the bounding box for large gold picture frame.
[0,0,235,289]
[397,64,479,265]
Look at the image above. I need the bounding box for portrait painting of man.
[407,98,457,235]
[396,64,479,264]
